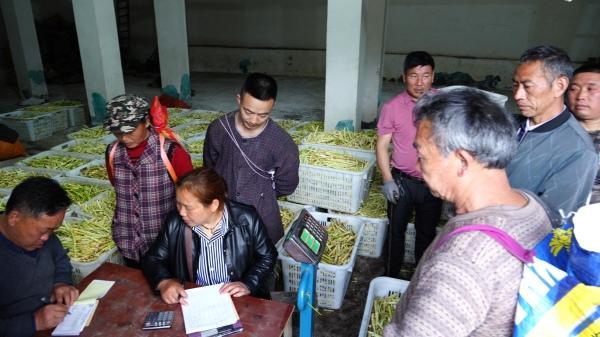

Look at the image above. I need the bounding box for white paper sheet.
[181,283,240,334]
[51,302,97,336]
[51,279,114,336]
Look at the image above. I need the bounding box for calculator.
[142,311,174,330]
[283,209,328,264]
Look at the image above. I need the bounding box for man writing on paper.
[0,177,79,337]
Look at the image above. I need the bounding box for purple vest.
[111,130,176,261]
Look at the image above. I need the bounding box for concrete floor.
[0,72,517,336]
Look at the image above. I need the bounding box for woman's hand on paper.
[157,279,188,305]
[34,304,69,331]
[220,282,250,297]
[53,283,79,306]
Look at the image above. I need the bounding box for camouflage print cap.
[103,94,150,133]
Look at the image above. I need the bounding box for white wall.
[2,0,599,88]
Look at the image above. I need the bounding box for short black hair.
[404,51,435,74]
[574,63,600,76]
[519,45,573,81]
[5,177,71,217]
[240,73,278,101]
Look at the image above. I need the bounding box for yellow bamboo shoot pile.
[293,121,324,133]
[80,191,115,218]
[275,119,300,131]
[0,169,49,189]
[69,126,109,140]
[280,207,296,231]
[367,293,401,337]
[321,219,356,265]
[62,182,110,205]
[188,139,204,154]
[188,111,224,122]
[304,130,376,151]
[356,189,387,218]
[179,123,209,139]
[55,218,115,262]
[300,148,368,172]
[169,115,194,128]
[67,140,106,155]
[26,155,87,170]
[80,166,108,180]
[192,158,204,168]
[291,131,309,145]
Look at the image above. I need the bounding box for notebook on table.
[181,283,243,337]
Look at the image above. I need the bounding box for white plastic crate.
[358,277,410,337]
[48,108,69,132]
[48,102,85,127]
[0,165,64,194]
[51,139,110,158]
[356,216,388,258]
[65,105,86,127]
[287,145,376,213]
[66,159,109,184]
[16,150,94,173]
[70,247,124,283]
[278,211,365,309]
[0,111,53,141]
[22,105,69,133]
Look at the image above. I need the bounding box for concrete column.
[358,0,387,124]
[0,0,47,98]
[72,0,125,124]
[324,0,364,131]
[153,0,191,103]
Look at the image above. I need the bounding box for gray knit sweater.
[0,233,73,337]
[384,191,551,337]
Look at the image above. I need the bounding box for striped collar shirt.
[192,208,230,286]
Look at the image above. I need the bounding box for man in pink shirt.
[376,51,443,277]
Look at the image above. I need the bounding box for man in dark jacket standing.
[203,73,299,243]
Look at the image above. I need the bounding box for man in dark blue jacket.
[0,177,78,337]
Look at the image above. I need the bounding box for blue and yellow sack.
[513,204,600,337]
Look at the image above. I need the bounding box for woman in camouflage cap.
[104,94,193,268]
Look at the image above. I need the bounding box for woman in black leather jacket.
[141,168,277,303]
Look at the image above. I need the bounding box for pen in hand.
[41,296,72,315]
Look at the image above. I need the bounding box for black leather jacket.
[141,200,277,299]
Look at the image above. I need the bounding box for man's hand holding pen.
[34,283,80,331]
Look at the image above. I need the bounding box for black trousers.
[384,168,442,277]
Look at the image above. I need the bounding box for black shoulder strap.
[184,226,194,282]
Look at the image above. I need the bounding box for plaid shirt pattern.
[111,130,177,261]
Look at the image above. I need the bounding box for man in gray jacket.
[508,45,597,223]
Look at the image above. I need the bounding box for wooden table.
[35,263,294,337]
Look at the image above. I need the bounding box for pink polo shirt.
[377,89,437,179]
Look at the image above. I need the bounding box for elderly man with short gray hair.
[383,88,552,337]
[509,45,597,221]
